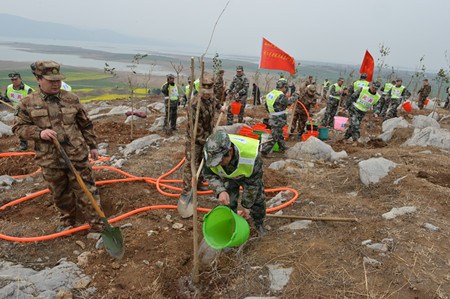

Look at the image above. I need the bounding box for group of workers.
[2,60,450,248]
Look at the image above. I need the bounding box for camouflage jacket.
[12,89,97,168]
[299,89,320,111]
[228,74,249,98]
[268,92,299,126]
[329,84,344,99]
[299,79,313,95]
[186,93,221,146]
[418,83,431,97]
[202,144,264,201]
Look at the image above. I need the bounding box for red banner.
[360,50,374,82]
[259,38,295,75]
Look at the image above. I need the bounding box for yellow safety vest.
[330,83,343,100]
[209,135,259,179]
[353,87,381,112]
[354,80,369,91]
[162,84,179,101]
[266,89,285,116]
[61,81,72,91]
[7,84,33,108]
[391,86,405,99]
[383,83,393,95]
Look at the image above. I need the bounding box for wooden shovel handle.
[266,214,358,222]
[0,99,15,110]
[53,139,106,218]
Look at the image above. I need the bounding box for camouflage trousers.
[42,161,101,227]
[322,88,329,101]
[224,177,266,226]
[386,98,401,119]
[321,97,340,127]
[444,96,450,109]
[261,116,287,154]
[344,105,366,141]
[227,96,246,125]
[375,95,390,117]
[181,141,205,196]
[164,99,179,129]
[291,109,309,135]
[418,96,427,109]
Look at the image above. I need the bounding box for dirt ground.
[0,97,449,298]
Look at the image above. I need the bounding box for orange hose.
[0,152,299,242]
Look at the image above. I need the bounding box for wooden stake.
[0,99,15,110]
[266,214,358,222]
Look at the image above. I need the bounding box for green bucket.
[318,126,329,140]
[203,206,250,249]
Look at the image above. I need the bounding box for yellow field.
[73,88,96,92]
[65,72,113,81]
[80,94,147,103]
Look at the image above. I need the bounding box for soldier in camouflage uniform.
[321,78,345,127]
[179,74,226,213]
[214,70,225,105]
[374,80,396,117]
[299,75,313,96]
[385,78,411,119]
[261,80,299,155]
[161,74,179,131]
[445,86,450,109]
[226,66,249,124]
[12,61,102,232]
[291,84,320,136]
[202,132,267,236]
[343,81,381,142]
[346,73,369,97]
[417,78,431,109]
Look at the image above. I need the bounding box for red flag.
[360,50,374,82]
[259,38,295,75]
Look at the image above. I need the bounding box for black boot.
[255,223,267,237]
[19,140,28,151]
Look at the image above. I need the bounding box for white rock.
[147,102,165,113]
[267,191,291,206]
[0,175,16,186]
[382,117,409,133]
[279,220,312,231]
[0,111,14,122]
[358,158,397,186]
[363,257,381,266]
[402,127,450,149]
[124,115,140,124]
[361,239,372,245]
[287,137,347,162]
[88,106,110,115]
[423,223,439,231]
[393,175,407,185]
[176,116,187,125]
[382,206,417,219]
[89,113,107,120]
[122,134,163,156]
[268,160,287,170]
[152,117,165,127]
[366,243,388,252]
[267,264,293,291]
[107,105,130,116]
[86,233,101,240]
[216,124,252,135]
[377,130,393,142]
[172,223,184,230]
[0,121,13,137]
[411,115,440,129]
[243,116,253,123]
[112,159,126,168]
[428,111,439,121]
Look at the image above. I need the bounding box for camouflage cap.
[360,73,368,79]
[200,73,214,94]
[236,65,243,72]
[204,132,231,168]
[167,74,175,80]
[371,81,381,89]
[30,62,36,74]
[338,77,345,81]
[8,72,21,79]
[276,80,288,89]
[34,61,66,81]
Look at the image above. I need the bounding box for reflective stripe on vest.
[323,81,330,87]
[266,89,285,116]
[7,84,32,108]
[186,79,200,100]
[329,83,343,100]
[354,80,369,91]
[209,134,259,179]
[61,81,72,91]
[162,84,179,100]
[391,86,405,99]
[383,83,393,95]
[353,87,381,112]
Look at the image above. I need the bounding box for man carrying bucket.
[291,84,320,137]
[261,80,299,156]
[202,132,267,236]
[385,79,411,119]
[343,81,381,142]
[321,77,345,128]
[226,66,249,125]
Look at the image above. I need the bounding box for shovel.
[53,139,124,259]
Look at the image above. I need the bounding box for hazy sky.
[3,0,450,72]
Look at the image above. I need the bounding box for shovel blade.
[101,227,124,259]
[177,191,194,218]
